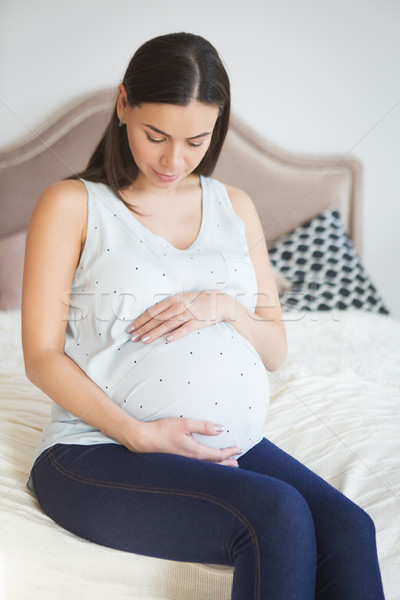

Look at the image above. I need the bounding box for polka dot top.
[31,176,270,462]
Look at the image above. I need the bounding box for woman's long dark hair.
[71,32,231,206]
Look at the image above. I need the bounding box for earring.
[118,118,125,128]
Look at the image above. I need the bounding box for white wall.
[1,0,399,316]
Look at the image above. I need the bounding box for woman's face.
[118,88,220,190]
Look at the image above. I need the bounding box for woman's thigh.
[238,437,374,533]
[30,442,311,565]
[239,438,384,599]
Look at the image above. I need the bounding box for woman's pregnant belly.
[108,322,270,457]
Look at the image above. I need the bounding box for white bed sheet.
[0,310,399,600]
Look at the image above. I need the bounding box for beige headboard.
[0,87,363,255]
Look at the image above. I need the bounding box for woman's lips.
[153,169,180,183]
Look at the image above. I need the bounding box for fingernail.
[126,324,135,333]
[166,335,174,342]
[130,333,139,341]
[142,335,151,342]
[215,425,224,433]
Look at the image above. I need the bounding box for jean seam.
[47,446,260,600]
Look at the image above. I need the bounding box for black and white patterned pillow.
[268,207,389,315]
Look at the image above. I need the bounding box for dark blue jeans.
[30,438,385,600]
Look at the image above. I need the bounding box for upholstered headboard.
[0,87,363,254]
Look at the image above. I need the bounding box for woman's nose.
[160,143,183,172]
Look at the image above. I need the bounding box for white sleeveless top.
[31,176,270,463]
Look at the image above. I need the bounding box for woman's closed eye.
[146,133,165,144]
[145,133,203,149]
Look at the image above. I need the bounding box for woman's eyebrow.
[143,123,211,140]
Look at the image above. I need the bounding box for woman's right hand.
[127,417,241,467]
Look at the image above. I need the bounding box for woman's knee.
[253,479,316,553]
[321,494,377,554]
[340,500,376,542]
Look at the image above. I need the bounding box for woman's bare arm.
[223,185,288,371]
[21,180,140,445]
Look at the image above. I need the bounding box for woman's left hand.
[126,290,234,344]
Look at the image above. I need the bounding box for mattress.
[0,309,399,600]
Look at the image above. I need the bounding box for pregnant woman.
[23,32,385,599]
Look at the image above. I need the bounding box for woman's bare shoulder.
[29,179,88,243]
[223,183,254,218]
[38,178,88,207]
[224,183,250,200]
[223,182,266,245]
[33,179,87,222]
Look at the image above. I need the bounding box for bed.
[0,88,399,600]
